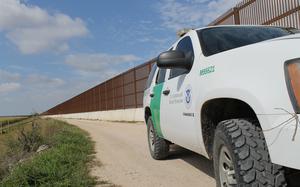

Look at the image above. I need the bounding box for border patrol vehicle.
[143,25,300,187]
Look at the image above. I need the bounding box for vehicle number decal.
[200,66,215,76]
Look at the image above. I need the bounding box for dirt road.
[65,119,216,187]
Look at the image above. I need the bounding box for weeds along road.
[65,119,216,187]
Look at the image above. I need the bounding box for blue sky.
[0,0,239,115]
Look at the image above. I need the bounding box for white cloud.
[65,53,141,73]
[158,0,240,30]
[0,82,20,94]
[0,70,68,115]
[0,69,20,81]
[0,68,65,98]
[26,74,65,87]
[0,0,88,54]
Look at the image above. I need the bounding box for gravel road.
[65,119,216,187]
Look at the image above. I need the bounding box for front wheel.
[147,117,169,160]
[213,119,287,187]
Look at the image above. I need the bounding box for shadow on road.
[167,145,215,178]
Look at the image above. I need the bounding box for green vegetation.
[0,117,31,136]
[0,116,27,124]
[0,118,113,187]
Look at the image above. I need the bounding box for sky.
[0,0,240,116]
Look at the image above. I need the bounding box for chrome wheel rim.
[219,146,237,187]
[148,124,155,151]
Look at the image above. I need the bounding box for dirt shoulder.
[65,119,216,187]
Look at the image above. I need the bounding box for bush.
[0,118,100,187]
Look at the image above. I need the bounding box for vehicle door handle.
[163,89,170,96]
[150,93,155,98]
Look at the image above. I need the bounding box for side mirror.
[157,51,192,70]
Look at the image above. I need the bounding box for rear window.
[145,63,157,90]
[198,26,298,57]
[156,68,167,84]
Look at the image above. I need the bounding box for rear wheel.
[213,119,287,187]
[147,117,169,160]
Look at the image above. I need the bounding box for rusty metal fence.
[46,60,155,115]
[210,0,300,28]
[46,0,300,115]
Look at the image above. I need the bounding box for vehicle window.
[145,63,157,89]
[198,26,299,56]
[169,36,194,79]
[156,68,167,84]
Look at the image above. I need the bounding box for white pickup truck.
[143,25,300,187]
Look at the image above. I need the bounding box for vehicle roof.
[194,25,288,32]
[172,25,298,52]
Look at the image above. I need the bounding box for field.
[0,116,27,120]
[0,117,114,186]
[0,116,28,126]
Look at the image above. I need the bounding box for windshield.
[198,26,300,57]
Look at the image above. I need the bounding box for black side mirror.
[157,50,192,70]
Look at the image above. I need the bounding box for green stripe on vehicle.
[150,83,164,138]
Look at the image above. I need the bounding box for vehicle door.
[160,35,199,151]
[149,67,167,138]
[143,63,157,113]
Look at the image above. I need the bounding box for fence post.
[122,74,125,109]
[233,7,240,25]
[133,68,138,108]
[1,122,2,134]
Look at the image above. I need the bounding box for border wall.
[210,0,300,28]
[45,60,155,121]
[45,0,300,122]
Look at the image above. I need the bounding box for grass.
[0,117,27,123]
[0,118,114,187]
[0,117,29,135]
[0,118,35,158]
